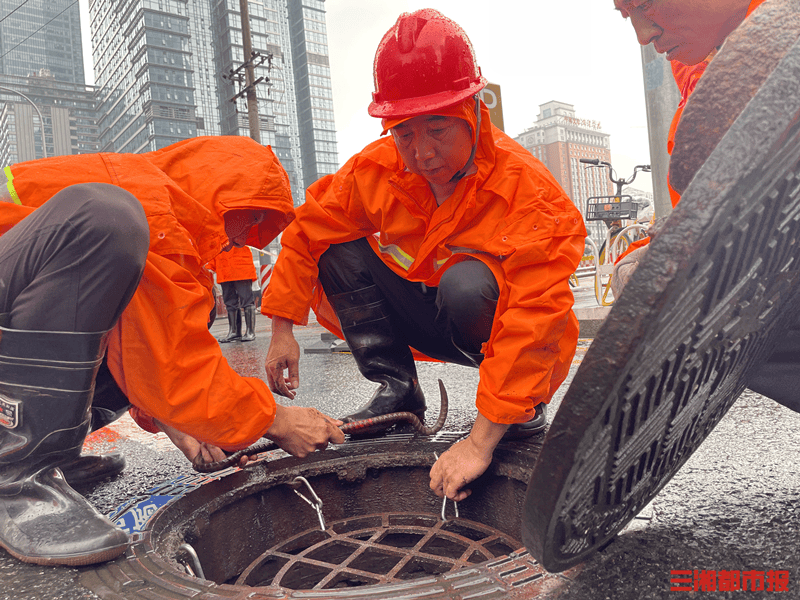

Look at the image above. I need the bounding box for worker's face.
[223,210,266,251]
[392,116,473,190]
[614,0,749,65]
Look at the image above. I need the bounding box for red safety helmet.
[368,9,487,118]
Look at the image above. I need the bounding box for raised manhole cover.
[523,1,800,573]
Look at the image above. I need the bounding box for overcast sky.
[79,0,653,192]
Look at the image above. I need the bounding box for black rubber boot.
[241,305,257,342]
[330,285,426,436]
[218,308,242,343]
[0,324,129,566]
[502,404,547,440]
[59,452,126,488]
[58,406,128,488]
[59,363,131,488]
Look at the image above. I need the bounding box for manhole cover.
[523,1,800,573]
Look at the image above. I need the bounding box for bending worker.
[610,0,800,415]
[0,136,344,567]
[263,9,586,502]
[208,244,259,343]
[611,0,766,296]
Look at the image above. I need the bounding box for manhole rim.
[84,435,553,600]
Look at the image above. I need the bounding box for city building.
[0,71,99,164]
[88,0,338,206]
[515,101,613,244]
[0,0,97,163]
[0,0,86,85]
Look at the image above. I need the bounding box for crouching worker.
[0,136,345,567]
[262,10,586,503]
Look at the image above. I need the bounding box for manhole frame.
[81,433,567,600]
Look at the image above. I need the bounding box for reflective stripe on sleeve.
[2,167,21,205]
[377,241,414,271]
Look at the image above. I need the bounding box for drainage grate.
[234,512,520,590]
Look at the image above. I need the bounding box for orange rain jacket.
[262,101,587,425]
[207,245,257,284]
[0,137,294,450]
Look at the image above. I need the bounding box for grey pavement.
[1,291,799,599]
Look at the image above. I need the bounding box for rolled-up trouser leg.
[0,183,149,332]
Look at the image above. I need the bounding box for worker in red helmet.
[263,9,586,501]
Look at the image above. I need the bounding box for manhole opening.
[377,531,424,548]
[144,450,534,594]
[397,556,452,579]
[306,540,359,565]
[233,513,521,590]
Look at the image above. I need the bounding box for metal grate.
[235,513,520,590]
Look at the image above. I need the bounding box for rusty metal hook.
[289,476,326,531]
[433,452,459,522]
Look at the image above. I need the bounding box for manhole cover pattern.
[235,512,520,590]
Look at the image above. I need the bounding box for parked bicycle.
[579,159,651,306]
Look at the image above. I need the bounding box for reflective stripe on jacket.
[0,137,295,450]
[262,102,587,425]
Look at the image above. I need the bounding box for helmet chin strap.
[449,95,481,184]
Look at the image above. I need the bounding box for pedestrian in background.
[208,244,259,343]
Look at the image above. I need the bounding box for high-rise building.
[515,101,613,243]
[89,0,338,206]
[0,71,99,164]
[0,0,86,85]
[0,1,95,163]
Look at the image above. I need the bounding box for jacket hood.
[145,136,295,250]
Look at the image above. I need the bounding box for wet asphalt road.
[1,301,799,599]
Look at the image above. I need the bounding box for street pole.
[0,85,47,158]
[238,0,261,143]
[640,46,679,218]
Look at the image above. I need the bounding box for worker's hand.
[610,245,648,299]
[154,419,251,468]
[429,414,508,502]
[265,404,345,457]
[265,316,300,399]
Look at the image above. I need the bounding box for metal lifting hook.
[289,476,327,531]
[433,451,459,522]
